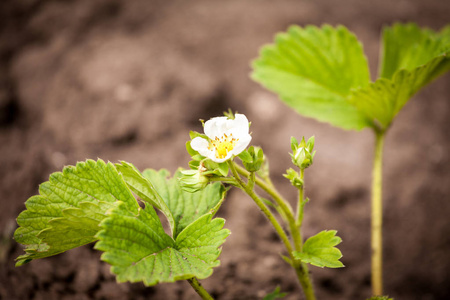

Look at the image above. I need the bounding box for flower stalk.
[296,168,305,228]
[229,161,316,300]
[227,161,295,256]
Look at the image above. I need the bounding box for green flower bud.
[239,146,264,172]
[179,168,209,193]
[290,136,316,169]
[283,168,303,188]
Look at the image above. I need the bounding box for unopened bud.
[179,168,209,193]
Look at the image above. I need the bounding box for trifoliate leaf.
[95,202,230,285]
[115,161,176,235]
[293,230,344,268]
[263,286,288,300]
[350,24,450,130]
[14,159,139,266]
[252,24,372,130]
[142,169,226,238]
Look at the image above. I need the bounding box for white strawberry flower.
[190,114,252,163]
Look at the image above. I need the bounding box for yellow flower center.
[208,133,239,159]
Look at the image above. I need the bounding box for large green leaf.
[349,57,450,129]
[293,230,344,268]
[350,23,450,130]
[14,159,139,266]
[251,24,372,130]
[380,23,450,79]
[115,162,176,235]
[95,202,230,285]
[142,169,226,238]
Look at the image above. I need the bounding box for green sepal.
[217,162,229,177]
[238,150,253,163]
[306,136,315,152]
[186,141,200,158]
[293,230,344,268]
[284,168,303,189]
[178,169,210,193]
[14,159,139,266]
[189,131,209,141]
[95,202,230,286]
[240,146,264,172]
[290,137,299,151]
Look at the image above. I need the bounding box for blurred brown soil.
[0,0,449,299]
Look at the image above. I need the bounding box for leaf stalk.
[187,277,214,300]
[371,130,385,295]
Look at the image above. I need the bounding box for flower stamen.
[207,133,239,159]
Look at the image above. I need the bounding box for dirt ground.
[1,0,449,299]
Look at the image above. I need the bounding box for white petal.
[210,152,233,163]
[204,116,228,139]
[233,114,250,133]
[190,137,211,157]
[231,134,252,156]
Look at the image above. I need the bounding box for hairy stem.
[231,162,316,300]
[187,277,214,300]
[296,168,305,229]
[371,131,385,295]
[228,161,294,255]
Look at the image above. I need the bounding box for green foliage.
[252,24,372,130]
[380,23,450,79]
[116,161,176,235]
[14,159,139,266]
[95,202,230,285]
[142,169,226,238]
[293,230,344,268]
[263,286,288,300]
[366,296,393,300]
[14,159,228,288]
[350,24,450,130]
[252,23,450,132]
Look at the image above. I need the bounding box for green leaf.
[349,54,450,130]
[263,286,288,300]
[115,161,176,235]
[380,23,450,79]
[95,202,230,285]
[293,230,344,268]
[252,24,372,130]
[14,159,139,266]
[350,24,450,130]
[142,169,226,238]
[366,296,393,300]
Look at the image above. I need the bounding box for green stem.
[371,131,385,296]
[187,277,214,300]
[296,168,305,228]
[227,161,295,256]
[231,162,316,300]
